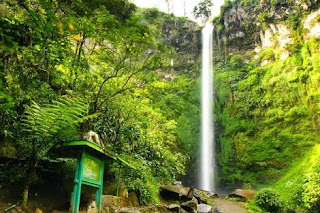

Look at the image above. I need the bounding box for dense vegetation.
[3,0,320,212]
[213,0,320,212]
[0,0,201,207]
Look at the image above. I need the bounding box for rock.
[35,208,43,213]
[118,208,141,213]
[173,181,182,185]
[186,187,194,200]
[87,201,98,213]
[211,207,224,213]
[119,185,129,199]
[167,204,181,212]
[161,184,190,197]
[303,8,320,39]
[128,192,140,207]
[102,195,129,208]
[160,184,190,201]
[15,208,23,213]
[228,189,256,201]
[180,200,197,213]
[83,131,104,148]
[104,205,172,213]
[138,205,171,213]
[197,204,212,213]
[193,189,218,204]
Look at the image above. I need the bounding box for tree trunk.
[22,157,37,208]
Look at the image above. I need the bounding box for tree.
[20,98,88,207]
[0,0,200,205]
[193,0,213,23]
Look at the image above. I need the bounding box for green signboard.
[71,150,105,213]
[62,140,135,213]
[83,156,101,181]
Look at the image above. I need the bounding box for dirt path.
[213,198,250,213]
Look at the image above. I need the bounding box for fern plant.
[22,98,88,142]
[20,97,89,207]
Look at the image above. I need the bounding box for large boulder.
[228,189,256,201]
[197,204,212,213]
[180,199,197,213]
[193,189,218,204]
[161,184,190,197]
[160,184,190,201]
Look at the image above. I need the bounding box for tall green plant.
[20,97,88,208]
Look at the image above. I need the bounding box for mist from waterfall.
[199,23,215,192]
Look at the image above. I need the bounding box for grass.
[245,200,265,213]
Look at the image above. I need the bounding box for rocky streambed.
[99,184,254,213]
[4,183,254,213]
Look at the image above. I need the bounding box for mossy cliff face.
[213,0,320,187]
[213,0,320,52]
[140,9,201,78]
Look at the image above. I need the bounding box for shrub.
[255,188,286,213]
[301,165,320,211]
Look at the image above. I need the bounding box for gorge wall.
[213,0,320,187]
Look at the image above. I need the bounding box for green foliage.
[215,39,320,187]
[300,165,320,211]
[22,98,88,143]
[212,0,320,212]
[255,188,286,213]
[0,161,27,184]
[193,0,213,20]
[227,197,243,202]
[117,159,161,204]
[0,0,201,204]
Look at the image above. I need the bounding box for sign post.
[51,140,135,213]
[71,150,104,213]
[59,140,115,213]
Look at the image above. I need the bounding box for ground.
[214,198,250,213]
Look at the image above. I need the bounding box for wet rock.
[180,200,197,213]
[197,204,212,213]
[228,189,256,201]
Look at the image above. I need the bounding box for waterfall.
[199,23,215,192]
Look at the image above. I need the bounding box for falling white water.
[200,23,215,192]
